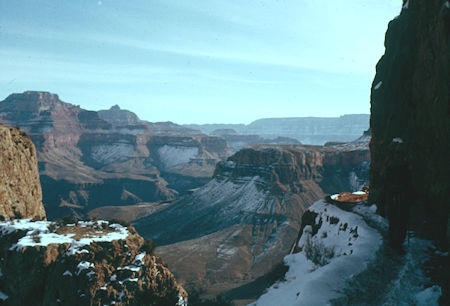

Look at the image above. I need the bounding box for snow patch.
[415,285,442,306]
[157,145,198,168]
[90,142,134,165]
[392,137,404,143]
[403,0,409,9]
[352,191,366,195]
[330,194,339,200]
[0,290,8,301]
[374,81,382,90]
[0,219,129,253]
[76,261,95,275]
[63,270,73,277]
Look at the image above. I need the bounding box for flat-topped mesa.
[0,91,111,136]
[214,143,370,195]
[0,124,46,220]
[3,91,61,108]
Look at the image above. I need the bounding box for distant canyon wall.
[185,114,370,145]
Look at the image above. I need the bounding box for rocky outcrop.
[134,140,370,299]
[98,105,142,127]
[0,124,45,220]
[0,92,231,219]
[0,219,187,305]
[185,114,370,145]
[369,0,450,248]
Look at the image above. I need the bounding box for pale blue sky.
[0,0,401,124]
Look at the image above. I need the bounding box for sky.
[0,0,401,124]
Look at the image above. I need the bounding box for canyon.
[0,124,186,305]
[0,92,229,219]
[185,114,370,146]
[134,137,370,301]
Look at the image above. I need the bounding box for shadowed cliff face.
[369,0,450,248]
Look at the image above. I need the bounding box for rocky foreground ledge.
[0,219,187,305]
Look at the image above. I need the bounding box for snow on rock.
[253,199,382,305]
[403,0,409,9]
[392,137,404,143]
[0,290,8,301]
[374,81,383,90]
[90,143,135,165]
[157,145,198,168]
[76,261,95,275]
[0,219,129,253]
[63,270,73,277]
[352,191,366,195]
[415,285,442,306]
[330,194,339,200]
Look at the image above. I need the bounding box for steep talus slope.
[0,92,229,219]
[369,0,450,248]
[134,141,370,298]
[0,124,45,220]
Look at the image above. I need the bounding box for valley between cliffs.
[134,138,370,301]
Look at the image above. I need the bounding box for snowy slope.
[252,199,445,306]
[252,200,382,305]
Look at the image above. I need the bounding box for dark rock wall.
[369,0,450,247]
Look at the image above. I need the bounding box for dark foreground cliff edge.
[370,0,450,248]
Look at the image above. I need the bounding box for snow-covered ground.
[252,199,444,306]
[157,145,199,168]
[252,200,382,305]
[0,219,129,253]
[90,142,135,164]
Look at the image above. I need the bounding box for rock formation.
[134,138,370,300]
[0,124,46,220]
[369,0,450,248]
[0,91,230,219]
[0,219,187,305]
[0,123,187,305]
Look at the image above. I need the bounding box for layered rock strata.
[0,92,230,219]
[134,139,370,299]
[0,124,45,220]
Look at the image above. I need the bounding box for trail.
[330,205,444,306]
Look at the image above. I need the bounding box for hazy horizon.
[1,0,401,124]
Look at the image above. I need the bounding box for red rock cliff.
[0,124,46,220]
